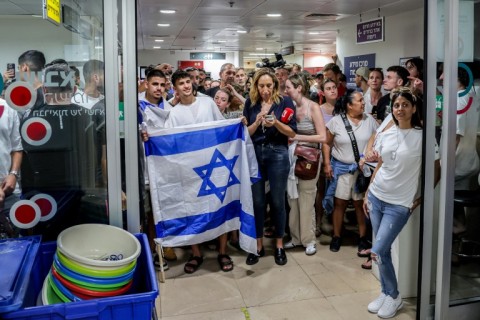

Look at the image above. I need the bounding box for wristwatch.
[9,170,20,179]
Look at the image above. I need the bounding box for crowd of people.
[1,51,478,318]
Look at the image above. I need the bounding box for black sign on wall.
[190,52,226,60]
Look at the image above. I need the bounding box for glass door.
[422,0,480,318]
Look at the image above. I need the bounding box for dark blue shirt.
[243,96,297,146]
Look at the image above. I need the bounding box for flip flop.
[361,256,372,270]
[184,256,203,274]
[217,254,234,272]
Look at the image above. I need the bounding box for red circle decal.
[15,204,37,224]
[35,198,53,217]
[26,122,47,141]
[10,86,32,108]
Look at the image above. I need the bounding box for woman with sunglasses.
[363,87,423,318]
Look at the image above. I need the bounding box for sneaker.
[367,293,387,313]
[153,253,169,271]
[163,247,177,261]
[284,241,298,249]
[329,236,341,252]
[305,244,316,255]
[377,294,403,318]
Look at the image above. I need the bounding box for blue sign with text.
[344,54,376,88]
[357,17,384,44]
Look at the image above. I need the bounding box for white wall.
[337,8,424,71]
[0,16,99,73]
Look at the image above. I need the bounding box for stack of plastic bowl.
[41,224,141,305]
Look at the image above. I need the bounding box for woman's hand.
[254,111,266,126]
[410,197,422,213]
[363,195,370,218]
[364,149,379,162]
[240,116,248,126]
[323,164,333,180]
[264,113,276,128]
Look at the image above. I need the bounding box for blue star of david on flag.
[193,149,240,203]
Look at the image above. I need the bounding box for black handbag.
[340,113,370,193]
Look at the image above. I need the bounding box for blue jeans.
[252,144,289,238]
[368,193,410,298]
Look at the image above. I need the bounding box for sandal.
[217,254,234,272]
[184,256,204,274]
[361,255,372,270]
[358,248,371,258]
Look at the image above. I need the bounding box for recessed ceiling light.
[157,24,170,27]
[267,13,282,17]
[309,32,320,35]
[237,30,247,33]
[256,48,264,50]
[154,39,164,42]
[153,46,161,49]
[160,10,176,14]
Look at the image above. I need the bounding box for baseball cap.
[355,67,370,82]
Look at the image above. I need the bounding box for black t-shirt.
[375,94,391,122]
[205,86,220,99]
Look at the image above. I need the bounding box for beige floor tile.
[327,291,382,319]
[235,264,323,306]
[158,273,244,317]
[247,297,343,320]
[321,258,379,292]
[160,308,247,320]
[309,271,356,297]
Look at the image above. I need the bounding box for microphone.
[280,107,294,123]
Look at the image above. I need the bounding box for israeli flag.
[145,119,260,254]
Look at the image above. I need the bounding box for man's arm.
[2,151,22,195]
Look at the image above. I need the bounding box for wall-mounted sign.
[280,46,294,56]
[344,54,376,88]
[190,52,226,60]
[178,61,204,70]
[43,0,61,25]
[356,17,384,44]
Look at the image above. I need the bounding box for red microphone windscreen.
[280,107,294,123]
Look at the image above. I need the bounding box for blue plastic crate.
[1,233,159,320]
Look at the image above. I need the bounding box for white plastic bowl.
[57,224,141,268]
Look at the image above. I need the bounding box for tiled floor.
[154,234,416,320]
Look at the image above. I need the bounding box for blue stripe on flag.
[155,200,256,239]
[145,122,245,157]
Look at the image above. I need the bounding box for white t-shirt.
[326,113,379,164]
[165,96,224,127]
[455,90,479,179]
[71,89,104,110]
[369,127,423,207]
[0,99,22,194]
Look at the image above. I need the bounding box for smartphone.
[265,114,274,121]
[6,63,15,82]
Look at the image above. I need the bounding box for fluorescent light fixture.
[267,13,282,17]
[248,53,274,56]
[309,32,320,35]
[237,30,247,33]
[160,10,176,14]
[154,39,164,42]
[256,48,264,50]
[157,23,170,27]
[217,40,227,43]
[153,46,161,49]
[94,46,103,49]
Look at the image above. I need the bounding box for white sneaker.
[367,293,387,313]
[305,244,316,255]
[377,294,403,319]
[284,241,298,249]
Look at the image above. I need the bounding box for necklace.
[391,128,413,160]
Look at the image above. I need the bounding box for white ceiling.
[0,0,424,56]
[136,0,423,56]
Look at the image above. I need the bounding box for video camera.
[255,53,286,69]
